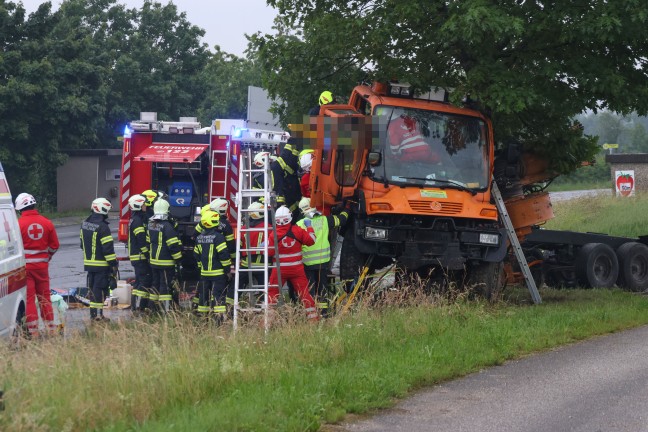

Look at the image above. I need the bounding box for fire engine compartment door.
[310,111,372,208]
[134,143,208,163]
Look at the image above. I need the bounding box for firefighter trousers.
[197,277,228,316]
[25,266,55,336]
[131,260,152,311]
[268,265,318,320]
[305,265,330,314]
[151,266,175,313]
[87,270,110,319]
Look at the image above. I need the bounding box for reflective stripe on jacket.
[147,219,182,268]
[193,227,231,278]
[80,213,116,270]
[128,211,149,261]
[18,209,59,268]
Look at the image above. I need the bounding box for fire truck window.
[321,134,332,175]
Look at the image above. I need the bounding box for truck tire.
[466,261,506,301]
[616,242,648,292]
[339,236,370,288]
[575,243,619,288]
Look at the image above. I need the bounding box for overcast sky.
[18,0,278,56]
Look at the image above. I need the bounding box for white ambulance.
[0,162,27,340]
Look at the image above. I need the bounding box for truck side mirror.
[367,152,382,166]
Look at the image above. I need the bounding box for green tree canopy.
[251,0,648,173]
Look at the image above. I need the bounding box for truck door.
[309,105,373,208]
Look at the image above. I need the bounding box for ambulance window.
[0,209,21,261]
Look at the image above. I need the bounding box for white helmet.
[15,193,36,211]
[248,202,264,220]
[91,198,112,215]
[209,198,228,216]
[253,151,277,168]
[128,194,146,211]
[152,198,170,219]
[298,197,317,216]
[299,153,314,172]
[275,205,292,226]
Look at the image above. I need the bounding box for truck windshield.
[373,106,489,190]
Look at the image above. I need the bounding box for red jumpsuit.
[18,209,59,336]
[300,172,311,198]
[267,223,318,320]
[388,116,440,163]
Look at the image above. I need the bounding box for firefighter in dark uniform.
[147,198,182,313]
[141,189,157,221]
[80,198,118,322]
[193,210,231,322]
[127,194,151,312]
[270,138,302,218]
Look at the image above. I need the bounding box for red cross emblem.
[27,223,44,240]
[281,237,296,248]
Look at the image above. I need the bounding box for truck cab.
[309,82,506,287]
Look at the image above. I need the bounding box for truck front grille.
[408,200,463,215]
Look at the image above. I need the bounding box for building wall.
[57,157,98,212]
[97,155,123,205]
[608,162,648,195]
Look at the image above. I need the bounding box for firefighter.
[299,151,314,198]
[15,193,60,337]
[266,205,319,321]
[127,194,151,313]
[296,197,349,315]
[141,190,158,221]
[80,198,118,322]
[239,202,268,294]
[147,198,182,313]
[193,210,231,322]
[308,90,335,115]
[251,151,277,203]
[270,139,302,218]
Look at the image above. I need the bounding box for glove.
[303,218,312,228]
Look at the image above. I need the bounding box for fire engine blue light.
[233,128,243,138]
[123,125,132,138]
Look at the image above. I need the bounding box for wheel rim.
[594,255,613,281]
[631,254,648,281]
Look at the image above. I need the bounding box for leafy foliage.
[251,0,648,174]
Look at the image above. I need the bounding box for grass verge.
[2,288,648,431]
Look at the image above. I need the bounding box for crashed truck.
[117,113,289,280]
[305,81,648,296]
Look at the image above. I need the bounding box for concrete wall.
[97,155,122,204]
[57,152,122,211]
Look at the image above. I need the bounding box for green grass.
[2,289,648,432]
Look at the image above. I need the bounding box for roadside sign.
[615,170,635,197]
[602,143,618,149]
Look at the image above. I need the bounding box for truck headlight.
[479,233,499,245]
[365,227,387,240]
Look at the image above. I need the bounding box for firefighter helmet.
[200,210,220,229]
[209,198,228,216]
[299,153,314,172]
[298,197,317,215]
[91,198,112,215]
[248,202,264,220]
[275,205,292,226]
[253,151,277,168]
[128,194,146,211]
[15,193,36,211]
[152,198,170,219]
[142,190,157,206]
[200,204,210,215]
[319,90,333,106]
[156,190,169,201]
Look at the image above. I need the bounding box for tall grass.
[2,289,648,432]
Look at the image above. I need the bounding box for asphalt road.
[333,325,648,432]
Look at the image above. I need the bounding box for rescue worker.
[193,210,231,322]
[299,151,314,198]
[388,114,440,164]
[147,198,182,313]
[296,197,349,315]
[308,90,335,115]
[266,205,319,321]
[251,151,277,203]
[127,194,151,312]
[141,190,158,221]
[270,138,302,217]
[15,193,60,337]
[80,198,118,322]
[239,202,268,294]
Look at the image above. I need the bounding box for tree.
[251,0,648,174]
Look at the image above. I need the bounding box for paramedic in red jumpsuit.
[15,192,59,337]
[267,205,319,321]
[388,115,440,163]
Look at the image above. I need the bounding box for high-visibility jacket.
[80,213,117,270]
[270,143,301,211]
[195,218,236,260]
[267,223,315,267]
[128,210,149,262]
[18,209,59,269]
[240,219,268,268]
[147,218,182,268]
[388,116,440,163]
[296,211,348,267]
[193,227,231,278]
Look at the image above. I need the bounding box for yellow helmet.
[141,190,157,207]
[319,90,333,106]
[201,210,220,229]
[200,204,211,215]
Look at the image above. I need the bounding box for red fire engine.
[117,112,288,277]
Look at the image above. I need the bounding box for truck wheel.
[616,242,648,292]
[575,243,619,288]
[466,261,506,301]
[11,304,27,345]
[339,236,370,289]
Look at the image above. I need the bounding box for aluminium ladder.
[491,179,542,304]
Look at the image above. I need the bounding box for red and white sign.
[135,144,208,163]
[27,223,44,240]
[615,170,635,197]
